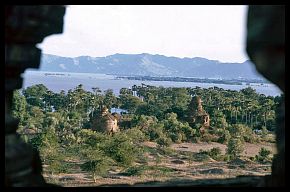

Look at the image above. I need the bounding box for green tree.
[217,129,231,144]
[76,129,109,146]
[103,89,117,110]
[228,124,245,139]
[80,147,113,182]
[30,127,66,175]
[226,137,244,160]
[25,106,45,132]
[23,84,49,109]
[146,122,165,141]
[241,87,259,98]
[131,115,158,131]
[103,133,143,167]
[119,94,143,113]
[229,124,256,143]
[49,90,67,111]
[11,89,28,126]
[123,128,148,143]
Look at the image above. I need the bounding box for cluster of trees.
[12,84,115,134]
[129,85,279,131]
[13,84,280,133]
[11,84,280,181]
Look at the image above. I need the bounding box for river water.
[22,70,282,96]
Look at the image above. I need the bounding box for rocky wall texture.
[246,5,285,187]
[5,5,66,187]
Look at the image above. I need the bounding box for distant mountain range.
[39,53,264,80]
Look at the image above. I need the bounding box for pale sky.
[38,5,249,63]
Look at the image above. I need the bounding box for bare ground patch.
[44,141,275,186]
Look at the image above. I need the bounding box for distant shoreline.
[116,75,268,86]
[24,70,269,86]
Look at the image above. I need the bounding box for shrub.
[193,153,211,162]
[226,137,244,160]
[217,129,231,144]
[194,147,222,161]
[208,147,222,160]
[243,125,256,143]
[255,147,272,163]
[192,136,201,143]
[30,127,59,150]
[40,145,70,175]
[124,128,148,143]
[61,132,77,146]
[159,147,177,156]
[80,147,113,182]
[122,166,145,176]
[33,128,65,169]
[103,132,143,167]
[147,123,165,141]
[132,115,158,130]
[162,113,198,143]
[201,133,215,143]
[169,132,183,143]
[156,136,172,147]
[80,159,111,182]
[228,124,245,138]
[192,150,211,162]
[151,166,175,177]
[76,129,109,146]
[181,123,196,141]
[261,126,268,139]
[229,124,256,143]
[47,161,70,175]
[249,156,255,161]
[223,154,231,162]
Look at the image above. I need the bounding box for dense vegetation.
[12,84,280,182]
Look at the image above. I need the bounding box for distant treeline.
[116,76,268,85]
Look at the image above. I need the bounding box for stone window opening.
[5,4,279,186]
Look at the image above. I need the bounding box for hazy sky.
[38,5,249,62]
